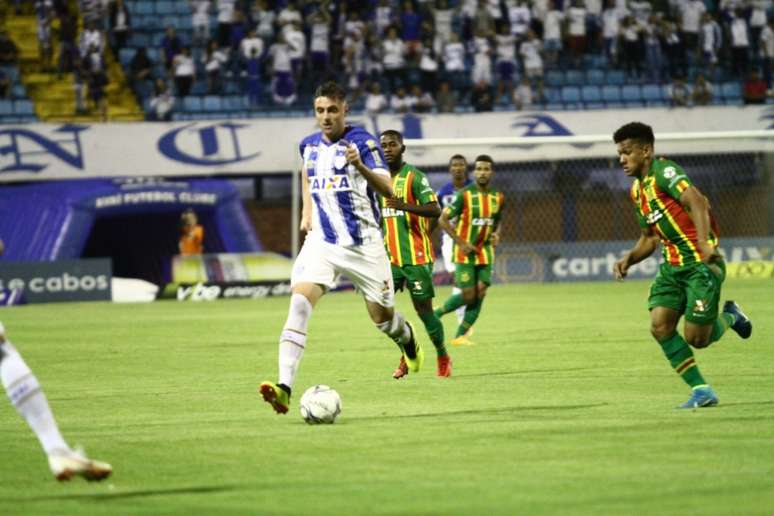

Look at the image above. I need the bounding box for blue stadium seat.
[135,0,153,15]
[545,70,563,87]
[641,83,665,106]
[129,32,151,47]
[224,95,248,111]
[175,1,192,14]
[581,85,603,107]
[146,47,160,63]
[11,84,26,98]
[13,100,34,115]
[190,81,208,96]
[162,16,180,29]
[601,85,621,104]
[202,95,222,112]
[183,96,202,112]
[586,69,605,85]
[621,85,642,106]
[1,66,19,82]
[606,70,625,85]
[564,70,583,86]
[560,86,581,108]
[720,81,742,104]
[156,1,175,15]
[119,47,134,67]
[0,99,12,115]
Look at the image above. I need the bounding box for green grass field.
[0,279,772,515]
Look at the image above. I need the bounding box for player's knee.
[685,333,711,348]
[650,322,675,341]
[284,293,313,334]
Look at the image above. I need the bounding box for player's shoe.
[678,386,719,409]
[464,326,475,338]
[437,355,452,377]
[48,448,112,482]
[402,322,424,373]
[393,356,409,379]
[723,301,752,339]
[451,335,475,347]
[259,381,290,414]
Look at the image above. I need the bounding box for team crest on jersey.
[663,166,676,179]
[461,271,470,282]
[309,174,352,192]
[645,209,663,225]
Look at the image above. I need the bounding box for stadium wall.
[0,106,772,182]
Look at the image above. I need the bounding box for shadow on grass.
[11,484,245,503]
[454,367,597,378]
[349,402,608,421]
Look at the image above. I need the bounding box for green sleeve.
[413,170,437,205]
[654,160,693,200]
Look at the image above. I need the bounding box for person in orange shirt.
[179,209,204,255]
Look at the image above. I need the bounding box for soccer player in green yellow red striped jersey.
[612,122,753,409]
[435,155,505,346]
[379,130,452,378]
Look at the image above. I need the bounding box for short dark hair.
[474,154,494,166]
[449,154,467,164]
[613,122,655,145]
[314,81,347,102]
[380,129,403,144]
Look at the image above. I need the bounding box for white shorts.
[292,237,394,307]
[441,235,455,273]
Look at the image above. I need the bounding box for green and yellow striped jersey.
[445,184,505,265]
[630,159,719,267]
[380,164,437,267]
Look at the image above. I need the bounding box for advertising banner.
[494,237,774,283]
[1,106,772,182]
[0,259,112,303]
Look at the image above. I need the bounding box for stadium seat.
[183,96,202,112]
[11,84,26,99]
[621,85,642,106]
[175,1,192,14]
[190,81,208,96]
[545,70,563,87]
[202,95,223,112]
[641,84,665,106]
[586,69,605,85]
[0,99,12,115]
[13,100,34,115]
[135,1,153,15]
[223,95,248,111]
[156,1,175,15]
[601,85,621,104]
[720,82,742,104]
[581,85,603,108]
[606,70,626,85]
[119,47,134,67]
[564,70,583,86]
[560,86,582,109]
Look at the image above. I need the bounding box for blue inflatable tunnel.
[0,179,262,285]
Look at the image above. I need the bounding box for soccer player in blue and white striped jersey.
[259,82,424,414]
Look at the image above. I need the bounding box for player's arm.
[385,197,441,218]
[680,185,716,262]
[344,143,393,197]
[614,227,659,280]
[489,193,505,247]
[439,209,475,254]
[299,166,313,232]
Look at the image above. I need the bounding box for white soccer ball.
[299,385,342,424]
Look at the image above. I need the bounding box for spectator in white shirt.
[542,0,564,66]
[513,76,533,109]
[173,46,195,97]
[470,29,493,86]
[149,78,174,121]
[190,0,211,47]
[495,24,517,104]
[382,26,406,93]
[240,28,264,62]
[761,19,774,90]
[602,0,626,65]
[699,12,722,73]
[284,21,306,79]
[252,0,275,43]
[364,82,389,116]
[390,86,413,113]
[566,0,587,68]
[679,0,705,56]
[520,29,544,81]
[729,9,750,75]
[308,8,331,83]
[216,0,235,48]
[267,32,296,106]
[203,40,228,93]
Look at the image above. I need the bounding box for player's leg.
[435,263,472,319]
[683,261,752,348]
[0,322,111,481]
[260,239,332,414]
[452,265,491,345]
[390,266,410,379]
[407,264,450,377]
[348,241,423,372]
[649,265,717,408]
[442,239,466,324]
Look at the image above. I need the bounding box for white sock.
[376,311,411,347]
[278,294,312,389]
[0,341,69,455]
[453,286,466,324]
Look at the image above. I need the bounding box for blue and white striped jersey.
[300,126,388,246]
[437,179,471,246]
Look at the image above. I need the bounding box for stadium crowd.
[14,0,774,118]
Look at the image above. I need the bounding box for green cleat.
[402,321,424,373]
[259,381,290,414]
